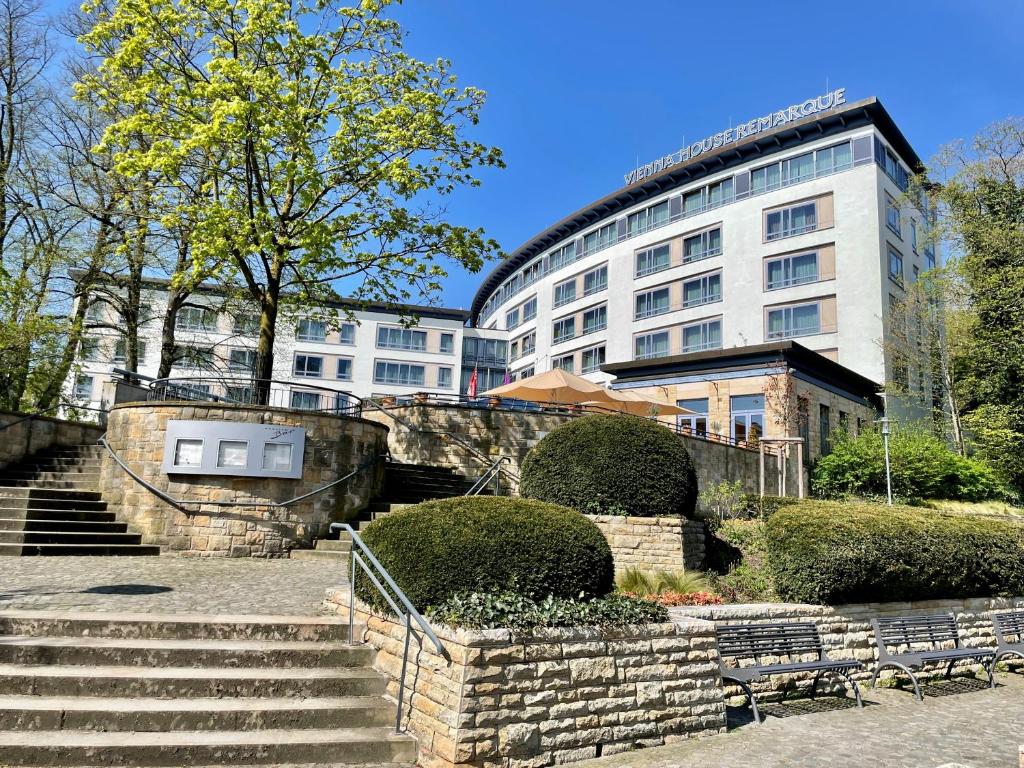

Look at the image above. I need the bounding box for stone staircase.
[0,445,158,557]
[292,460,488,564]
[0,610,417,766]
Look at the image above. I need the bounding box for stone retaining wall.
[363,404,806,500]
[586,515,705,572]
[0,411,105,470]
[99,403,388,556]
[324,591,727,768]
[671,596,1024,696]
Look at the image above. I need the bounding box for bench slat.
[874,614,959,647]
[994,610,1024,642]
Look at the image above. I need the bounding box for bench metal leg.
[871,662,923,702]
[724,676,762,725]
[836,668,864,709]
[808,670,825,700]
[944,659,956,680]
[983,657,996,689]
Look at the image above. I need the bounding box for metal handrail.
[466,456,510,496]
[100,436,382,511]
[146,375,363,416]
[330,521,448,733]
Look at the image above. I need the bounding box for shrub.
[615,567,712,597]
[628,590,723,607]
[425,591,668,630]
[764,500,1024,604]
[705,519,777,603]
[811,424,1008,502]
[520,414,698,518]
[356,496,614,612]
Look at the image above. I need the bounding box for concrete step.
[0,507,116,522]
[0,694,397,731]
[0,636,375,669]
[0,488,104,503]
[314,540,351,552]
[0,531,142,546]
[0,663,387,698]
[0,480,100,490]
[0,611,353,642]
[290,549,350,563]
[0,725,417,766]
[0,472,101,483]
[0,518,126,534]
[8,462,102,473]
[0,543,160,556]
[365,502,409,514]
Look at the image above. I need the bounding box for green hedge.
[356,496,614,612]
[764,500,1024,604]
[520,414,698,517]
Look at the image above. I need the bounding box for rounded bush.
[355,496,614,612]
[764,500,1024,604]
[519,414,698,518]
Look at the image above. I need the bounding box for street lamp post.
[880,416,893,506]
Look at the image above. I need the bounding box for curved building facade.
[471,95,934,400]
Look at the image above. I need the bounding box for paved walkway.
[585,674,1024,768]
[0,556,344,615]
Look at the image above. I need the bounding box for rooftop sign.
[623,88,847,186]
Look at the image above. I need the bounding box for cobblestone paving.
[585,674,1024,768]
[0,556,345,615]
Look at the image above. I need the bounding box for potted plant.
[413,391,429,404]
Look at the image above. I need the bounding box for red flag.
[467,366,479,397]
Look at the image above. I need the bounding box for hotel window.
[765,201,817,241]
[582,305,607,335]
[339,322,356,345]
[519,365,535,378]
[581,345,606,374]
[522,296,537,322]
[85,301,105,322]
[767,302,821,339]
[583,265,608,296]
[683,188,704,215]
[910,220,918,252]
[766,251,819,290]
[374,360,425,386]
[814,142,852,175]
[552,317,575,343]
[553,278,576,308]
[336,358,353,381]
[751,162,782,194]
[627,200,670,235]
[552,354,574,373]
[509,340,519,361]
[177,306,218,332]
[293,354,324,378]
[877,141,910,190]
[440,333,454,354]
[438,367,453,389]
[838,410,850,434]
[289,390,321,410]
[73,374,93,400]
[233,314,259,335]
[886,195,901,236]
[113,338,147,364]
[296,318,327,342]
[676,398,708,436]
[377,326,427,351]
[782,152,814,185]
[583,222,616,254]
[521,260,542,287]
[506,307,520,330]
[682,319,722,353]
[819,403,832,456]
[635,330,670,360]
[682,272,721,308]
[683,227,722,263]
[635,286,671,320]
[888,246,904,284]
[912,265,919,283]
[635,243,671,278]
[731,394,764,445]
[925,245,936,270]
[519,331,536,356]
[548,242,577,271]
[707,178,733,207]
[175,345,215,370]
[228,348,256,372]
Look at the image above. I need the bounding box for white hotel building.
[68,93,934,458]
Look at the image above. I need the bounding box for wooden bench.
[716,622,863,724]
[993,610,1024,667]
[870,614,995,700]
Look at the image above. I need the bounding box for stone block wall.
[586,515,705,572]
[0,411,105,470]
[364,404,805,500]
[99,402,388,556]
[324,591,726,768]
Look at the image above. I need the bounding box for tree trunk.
[253,261,282,405]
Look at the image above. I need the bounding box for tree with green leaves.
[77,0,503,395]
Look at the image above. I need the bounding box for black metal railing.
[147,376,361,416]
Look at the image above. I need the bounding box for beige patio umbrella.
[481,368,617,406]
[581,389,692,417]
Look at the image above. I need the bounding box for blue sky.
[388,0,1024,310]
